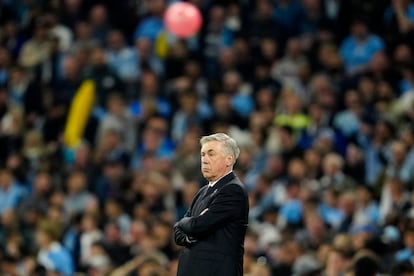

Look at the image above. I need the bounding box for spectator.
[352,185,381,228]
[322,246,353,276]
[35,220,75,276]
[380,178,411,222]
[0,167,26,215]
[271,37,309,90]
[221,70,254,118]
[248,0,286,46]
[203,5,235,79]
[339,18,385,75]
[133,0,165,42]
[64,171,96,218]
[45,10,73,53]
[105,30,139,88]
[71,21,99,54]
[86,45,124,108]
[295,211,332,252]
[172,128,203,183]
[18,18,52,70]
[333,89,363,138]
[53,54,82,105]
[0,20,26,61]
[101,221,131,266]
[171,89,204,143]
[396,223,414,262]
[79,213,103,268]
[129,70,170,120]
[384,0,414,46]
[130,115,174,171]
[96,92,136,153]
[88,5,111,45]
[103,198,131,237]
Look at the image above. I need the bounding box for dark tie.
[207,185,216,195]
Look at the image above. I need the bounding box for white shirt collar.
[208,171,232,187]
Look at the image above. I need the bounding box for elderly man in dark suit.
[174,133,249,276]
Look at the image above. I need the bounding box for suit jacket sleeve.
[178,183,245,237]
[173,189,203,246]
[173,223,193,247]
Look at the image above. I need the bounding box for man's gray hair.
[200,133,240,164]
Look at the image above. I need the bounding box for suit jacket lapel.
[207,172,236,196]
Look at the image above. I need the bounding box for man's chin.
[202,173,211,180]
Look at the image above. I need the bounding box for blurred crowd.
[3,0,414,275]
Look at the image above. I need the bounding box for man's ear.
[226,155,233,167]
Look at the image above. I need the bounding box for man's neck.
[209,171,232,187]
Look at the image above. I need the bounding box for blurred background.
[1,0,414,275]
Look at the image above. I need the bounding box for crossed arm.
[173,184,245,247]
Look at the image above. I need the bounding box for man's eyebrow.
[201,149,216,153]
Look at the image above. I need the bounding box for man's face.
[200,141,232,182]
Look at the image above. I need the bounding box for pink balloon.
[164,2,202,38]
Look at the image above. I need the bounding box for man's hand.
[174,220,197,247]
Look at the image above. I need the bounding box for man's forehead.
[201,140,223,151]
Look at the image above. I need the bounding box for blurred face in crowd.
[90,47,106,66]
[33,172,51,195]
[374,121,388,140]
[34,24,49,41]
[200,140,234,182]
[65,0,82,13]
[256,0,273,19]
[344,90,360,110]
[104,222,121,243]
[213,93,231,114]
[0,169,12,189]
[351,21,368,40]
[287,159,306,180]
[338,193,355,217]
[147,0,166,16]
[89,5,107,26]
[394,43,412,64]
[179,92,198,114]
[107,93,125,115]
[140,70,158,94]
[261,38,278,60]
[67,172,87,194]
[219,48,236,69]
[304,147,320,164]
[143,117,167,151]
[35,229,52,249]
[391,141,407,165]
[209,5,225,27]
[135,38,153,59]
[286,38,302,58]
[62,56,80,80]
[184,60,201,79]
[75,21,92,40]
[107,30,124,51]
[325,249,351,275]
[322,153,343,177]
[82,215,98,232]
[404,230,414,250]
[0,47,11,68]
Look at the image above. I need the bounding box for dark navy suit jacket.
[174,172,249,276]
